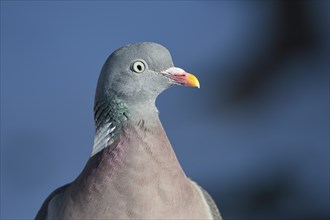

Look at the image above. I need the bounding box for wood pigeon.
[35,42,222,220]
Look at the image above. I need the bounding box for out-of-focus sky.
[1,1,329,219]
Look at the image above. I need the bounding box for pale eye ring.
[131,60,146,73]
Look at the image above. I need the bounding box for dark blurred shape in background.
[220,1,323,107]
[1,1,329,220]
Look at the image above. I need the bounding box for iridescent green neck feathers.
[92,95,129,156]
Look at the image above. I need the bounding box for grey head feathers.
[92,42,175,156]
[92,42,200,156]
[95,42,174,106]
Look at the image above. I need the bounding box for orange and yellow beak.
[160,67,200,88]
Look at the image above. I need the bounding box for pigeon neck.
[126,100,160,125]
[91,95,159,156]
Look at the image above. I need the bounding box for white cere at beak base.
[161,67,186,75]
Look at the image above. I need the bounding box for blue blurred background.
[1,1,329,219]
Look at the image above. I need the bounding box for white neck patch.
[91,122,116,157]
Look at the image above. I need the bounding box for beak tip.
[186,73,200,89]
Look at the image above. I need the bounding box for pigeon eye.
[131,61,146,73]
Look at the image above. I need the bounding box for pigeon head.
[92,42,200,155]
[95,42,200,107]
